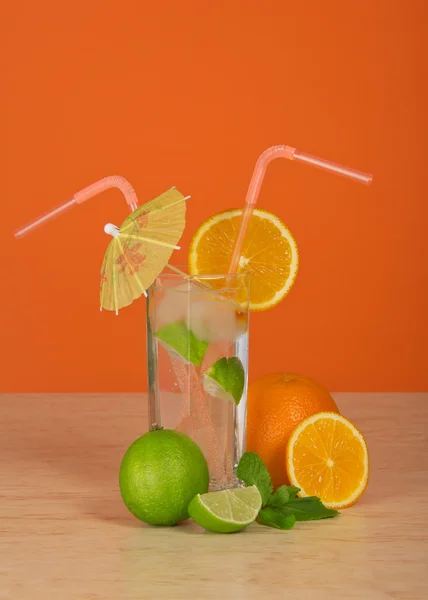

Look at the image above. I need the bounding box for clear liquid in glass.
[146,272,249,490]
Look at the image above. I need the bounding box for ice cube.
[188,295,239,343]
[154,281,201,329]
[155,282,242,344]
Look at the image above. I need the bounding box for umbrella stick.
[165,263,212,290]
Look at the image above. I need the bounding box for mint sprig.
[237,451,339,530]
[236,451,272,506]
[278,496,339,521]
[270,485,291,507]
[258,507,296,530]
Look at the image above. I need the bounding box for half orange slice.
[286,412,369,509]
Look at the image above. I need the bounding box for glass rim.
[157,267,249,280]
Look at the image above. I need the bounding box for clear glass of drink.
[146,269,249,490]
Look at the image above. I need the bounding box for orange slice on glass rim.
[188,208,299,311]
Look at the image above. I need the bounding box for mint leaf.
[270,485,301,507]
[286,486,301,500]
[277,496,339,521]
[258,507,296,530]
[237,452,272,506]
[270,485,290,507]
[238,451,339,531]
[155,321,208,366]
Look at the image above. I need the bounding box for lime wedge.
[188,485,261,533]
[155,321,208,366]
[203,356,245,405]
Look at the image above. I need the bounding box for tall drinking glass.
[146,270,249,490]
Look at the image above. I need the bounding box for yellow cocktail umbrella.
[100,187,187,313]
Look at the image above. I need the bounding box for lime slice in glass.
[155,321,208,366]
[188,485,261,533]
[203,356,245,405]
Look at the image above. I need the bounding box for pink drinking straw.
[14,174,225,479]
[14,176,139,238]
[228,145,373,274]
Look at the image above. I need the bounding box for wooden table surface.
[1,393,427,600]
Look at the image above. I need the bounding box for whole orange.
[246,373,339,489]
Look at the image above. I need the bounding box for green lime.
[188,485,262,533]
[119,428,209,525]
[155,321,208,366]
[203,356,245,404]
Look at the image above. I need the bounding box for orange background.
[2,0,427,392]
